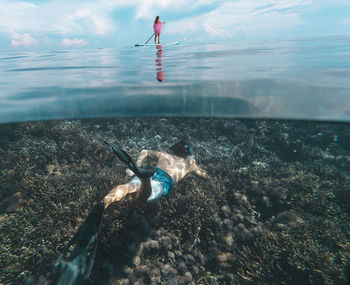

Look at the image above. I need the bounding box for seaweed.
[0,118,349,284]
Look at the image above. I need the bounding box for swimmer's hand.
[126,169,135,177]
[194,166,210,179]
[202,171,210,180]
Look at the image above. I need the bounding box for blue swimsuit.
[130,167,174,202]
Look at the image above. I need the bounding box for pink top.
[153,22,164,34]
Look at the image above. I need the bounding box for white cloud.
[102,0,197,20]
[10,31,38,47]
[166,0,311,38]
[0,0,115,36]
[0,0,217,39]
[342,18,350,25]
[60,38,88,47]
[0,0,349,50]
[64,8,114,35]
[0,0,313,37]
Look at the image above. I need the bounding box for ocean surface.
[0,37,350,285]
[1,36,350,123]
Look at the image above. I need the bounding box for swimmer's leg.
[51,180,150,283]
[51,201,105,284]
[104,141,155,179]
[104,141,154,206]
[132,177,152,208]
[104,177,152,209]
[103,181,139,209]
[51,143,153,283]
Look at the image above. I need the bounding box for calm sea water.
[1,36,350,123]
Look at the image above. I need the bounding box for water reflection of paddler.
[51,141,209,284]
[156,44,165,82]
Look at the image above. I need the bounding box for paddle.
[144,33,155,45]
[135,33,155,47]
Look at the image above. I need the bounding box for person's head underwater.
[169,141,192,158]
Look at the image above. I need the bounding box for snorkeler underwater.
[1,117,349,284]
[45,139,208,285]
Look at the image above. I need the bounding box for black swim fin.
[51,201,105,285]
[104,141,155,178]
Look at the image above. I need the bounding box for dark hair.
[170,141,192,158]
[154,16,159,24]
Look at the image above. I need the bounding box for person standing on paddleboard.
[153,16,165,44]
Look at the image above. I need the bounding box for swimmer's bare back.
[103,149,209,209]
[136,150,210,183]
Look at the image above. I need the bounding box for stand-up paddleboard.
[135,42,179,47]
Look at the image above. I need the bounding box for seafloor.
[0,118,349,285]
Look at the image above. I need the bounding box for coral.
[0,118,349,285]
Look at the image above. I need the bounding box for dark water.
[0,37,350,284]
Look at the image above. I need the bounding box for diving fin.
[51,201,105,285]
[104,141,155,178]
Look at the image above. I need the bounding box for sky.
[1,0,350,51]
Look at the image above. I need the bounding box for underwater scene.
[0,39,350,285]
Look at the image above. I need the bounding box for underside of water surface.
[0,117,349,284]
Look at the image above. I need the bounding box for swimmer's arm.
[193,165,210,179]
[136,150,163,166]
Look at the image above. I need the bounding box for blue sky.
[1,0,350,51]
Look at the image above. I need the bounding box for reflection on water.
[156,45,165,82]
[0,37,350,123]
